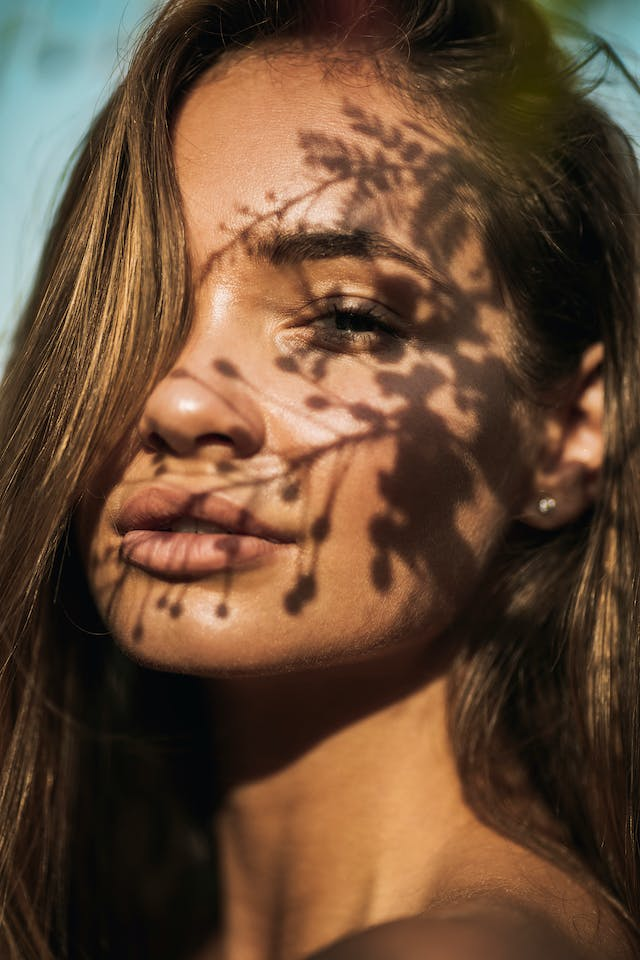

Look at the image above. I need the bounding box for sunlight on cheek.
[208,283,235,323]
[423,381,482,440]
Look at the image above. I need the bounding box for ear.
[521,343,604,530]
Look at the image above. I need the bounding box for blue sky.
[1,0,639,364]
[0,0,157,362]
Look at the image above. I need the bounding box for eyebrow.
[257,227,452,288]
[198,227,454,293]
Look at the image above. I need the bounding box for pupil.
[334,310,370,332]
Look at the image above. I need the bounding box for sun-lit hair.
[0,1,638,956]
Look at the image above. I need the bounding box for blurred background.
[1,0,639,366]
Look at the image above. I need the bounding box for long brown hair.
[0,1,638,956]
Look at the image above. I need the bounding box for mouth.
[116,485,296,579]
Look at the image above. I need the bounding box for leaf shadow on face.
[52,101,548,960]
[58,101,540,802]
[92,101,522,641]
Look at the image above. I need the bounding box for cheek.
[74,497,110,591]
[293,378,526,646]
[74,361,529,674]
[74,435,140,585]
[75,502,139,645]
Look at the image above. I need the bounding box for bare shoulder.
[305,917,449,960]
[305,911,594,960]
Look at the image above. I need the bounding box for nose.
[138,364,266,459]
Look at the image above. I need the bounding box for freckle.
[217,461,235,474]
[216,603,228,619]
[157,596,167,609]
[306,395,330,410]
[133,623,143,642]
[169,602,183,619]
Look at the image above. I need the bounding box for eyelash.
[305,302,401,354]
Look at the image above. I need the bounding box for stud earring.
[537,495,557,516]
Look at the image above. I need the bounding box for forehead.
[172,52,412,210]
[174,50,404,148]
[171,52,478,269]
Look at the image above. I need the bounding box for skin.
[77,51,619,960]
[79,52,533,675]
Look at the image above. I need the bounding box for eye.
[302,300,403,354]
[331,304,389,333]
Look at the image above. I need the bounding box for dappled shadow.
[54,85,606,960]
[75,101,528,791]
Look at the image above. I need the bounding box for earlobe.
[522,343,604,531]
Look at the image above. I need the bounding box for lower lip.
[121,530,292,578]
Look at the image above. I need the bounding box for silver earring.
[537,495,557,516]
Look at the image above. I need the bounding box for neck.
[207,643,473,960]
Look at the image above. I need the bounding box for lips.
[116,485,296,578]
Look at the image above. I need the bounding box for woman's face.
[78,52,538,675]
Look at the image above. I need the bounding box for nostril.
[196,428,257,457]
[144,431,173,454]
[196,432,234,447]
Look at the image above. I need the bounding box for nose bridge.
[138,344,266,459]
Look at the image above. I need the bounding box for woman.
[0,0,638,957]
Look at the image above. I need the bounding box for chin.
[94,565,452,679]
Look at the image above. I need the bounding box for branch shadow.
[102,102,516,630]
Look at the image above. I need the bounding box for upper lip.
[115,485,296,543]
